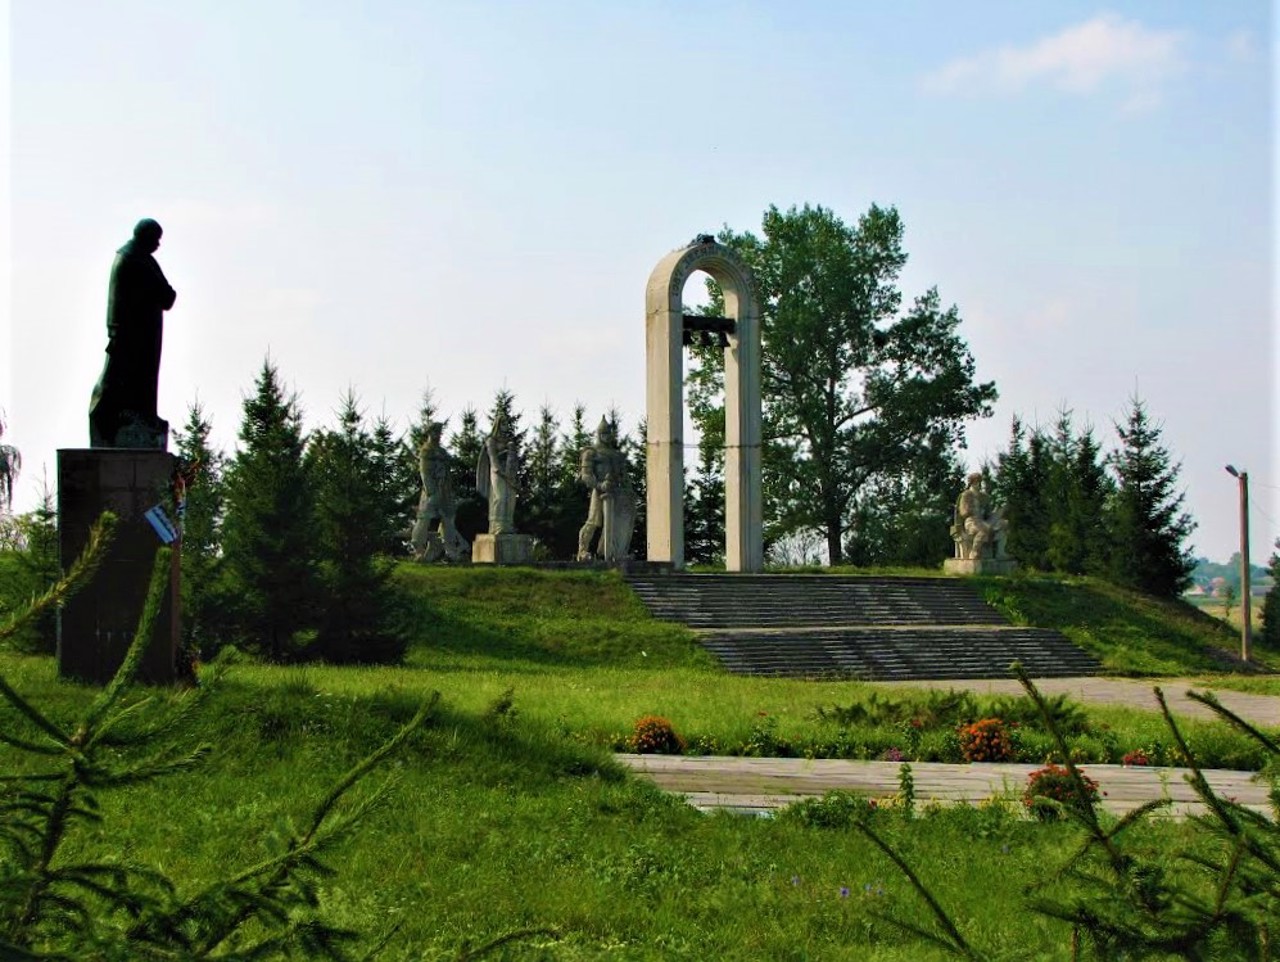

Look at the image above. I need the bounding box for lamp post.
[1225,465,1251,662]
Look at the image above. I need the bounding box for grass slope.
[0,654,1238,962]
[2,565,1276,959]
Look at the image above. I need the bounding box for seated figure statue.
[576,416,637,563]
[409,422,469,562]
[951,472,1009,561]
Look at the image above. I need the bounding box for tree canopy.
[690,203,997,565]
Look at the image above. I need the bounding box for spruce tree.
[685,433,725,567]
[448,406,486,541]
[1260,539,1280,650]
[308,392,408,664]
[523,404,566,554]
[994,418,1053,569]
[173,402,227,657]
[1042,412,1113,576]
[554,404,594,558]
[623,417,648,558]
[221,359,317,661]
[10,482,58,653]
[1106,397,1196,598]
[369,411,416,555]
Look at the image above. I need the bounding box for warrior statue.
[409,422,469,562]
[576,416,637,563]
[476,413,520,535]
[89,218,177,448]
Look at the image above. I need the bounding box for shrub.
[1121,748,1151,767]
[630,714,685,755]
[958,717,1014,763]
[781,790,878,830]
[1023,763,1101,820]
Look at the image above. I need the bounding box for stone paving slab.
[617,754,1275,819]
[876,677,1280,728]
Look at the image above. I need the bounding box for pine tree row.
[991,398,1196,598]
[175,359,647,664]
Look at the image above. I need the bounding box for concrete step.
[624,573,1102,681]
[626,573,1005,628]
[696,627,1101,680]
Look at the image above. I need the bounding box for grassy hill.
[2,564,1277,959]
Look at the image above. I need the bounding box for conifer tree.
[994,418,1053,569]
[448,406,486,541]
[369,411,416,555]
[1106,396,1196,598]
[1260,539,1280,650]
[221,359,317,661]
[8,481,59,653]
[523,404,567,554]
[308,392,408,664]
[685,434,725,567]
[174,402,226,656]
[623,417,648,558]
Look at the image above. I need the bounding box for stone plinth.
[943,558,1018,576]
[472,532,534,566]
[58,449,180,684]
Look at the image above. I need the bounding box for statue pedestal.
[472,533,534,565]
[943,558,1018,576]
[57,449,180,684]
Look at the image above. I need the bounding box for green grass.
[975,571,1280,675]
[4,564,1278,958]
[0,653,1251,961]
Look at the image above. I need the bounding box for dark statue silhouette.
[89,218,177,448]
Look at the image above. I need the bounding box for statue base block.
[57,449,180,684]
[472,533,534,565]
[943,558,1018,576]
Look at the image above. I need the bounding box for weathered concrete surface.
[618,754,1274,819]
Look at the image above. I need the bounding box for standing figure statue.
[476,414,520,535]
[89,218,177,448]
[410,422,469,562]
[577,416,637,563]
[952,472,1010,561]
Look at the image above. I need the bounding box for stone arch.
[645,238,762,572]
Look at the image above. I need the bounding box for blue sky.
[1,1,1274,562]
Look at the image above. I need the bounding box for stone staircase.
[625,573,1101,681]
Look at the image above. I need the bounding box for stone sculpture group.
[74,225,998,575]
[405,411,640,567]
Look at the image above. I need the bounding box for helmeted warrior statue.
[89,218,177,448]
[409,422,469,562]
[576,416,637,563]
[476,413,520,535]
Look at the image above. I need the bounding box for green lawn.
[2,564,1277,959]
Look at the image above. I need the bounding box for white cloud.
[921,13,1187,109]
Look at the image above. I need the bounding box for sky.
[1,0,1275,564]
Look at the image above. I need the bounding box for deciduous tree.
[691,204,996,565]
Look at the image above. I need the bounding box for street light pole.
[1225,465,1251,662]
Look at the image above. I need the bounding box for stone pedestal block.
[472,533,535,565]
[57,449,180,684]
[943,558,1018,576]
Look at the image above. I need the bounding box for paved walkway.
[876,677,1280,728]
[619,677,1280,820]
[618,754,1274,818]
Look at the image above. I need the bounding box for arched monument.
[645,237,762,572]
